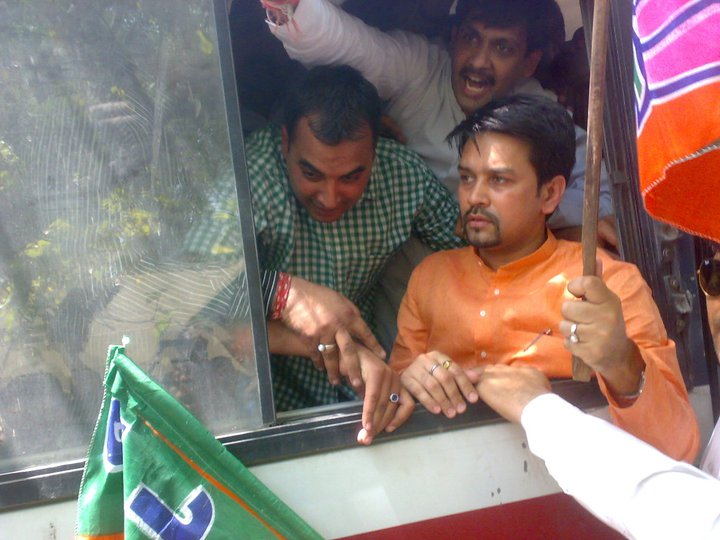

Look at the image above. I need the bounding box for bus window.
[0,0,269,477]
[228,0,708,403]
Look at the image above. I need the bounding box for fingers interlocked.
[401,352,478,418]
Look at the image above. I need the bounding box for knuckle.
[403,378,420,394]
[339,304,358,321]
[424,376,440,391]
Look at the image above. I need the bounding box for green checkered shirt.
[184,124,462,411]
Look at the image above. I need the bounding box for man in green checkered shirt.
[249,65,463,412]
[188,65,462,414]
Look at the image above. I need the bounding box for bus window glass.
[0,0,264,474]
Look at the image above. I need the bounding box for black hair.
[698,237,720,259]
[454,0,562,55]
[283,65,382,146]
[448,94,576,187]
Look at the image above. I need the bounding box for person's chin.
[466,232,500,249]
[464,220,497,243]
[454,84,492,114]
[311,208,343,223]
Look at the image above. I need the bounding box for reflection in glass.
[0,0,262,474]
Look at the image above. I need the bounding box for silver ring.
[389,392,400,403]
[569,323,580,344]
[429,363,441,376]
[317,343,337,353]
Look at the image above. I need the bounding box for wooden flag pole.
[573,0,611,382]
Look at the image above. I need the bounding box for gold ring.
[442,359,452,370]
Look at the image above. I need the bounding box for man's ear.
[522,50,543,78]
[540,175,566,216]
[281,126,290,159]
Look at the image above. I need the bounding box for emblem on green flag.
[76,345,323,539]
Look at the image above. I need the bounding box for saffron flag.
[75,345,323,540]
[633,0,720,240]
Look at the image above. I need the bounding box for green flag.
[75,345,323,540]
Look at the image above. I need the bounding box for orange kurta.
[391,232,699,462]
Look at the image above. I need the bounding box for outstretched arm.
[473,364,720,540]
[262,0,439,100]
[469,364,550,424]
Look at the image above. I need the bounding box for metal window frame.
[214,0,276,425]
[0,379,606,510]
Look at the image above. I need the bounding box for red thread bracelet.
[270,272,292,320]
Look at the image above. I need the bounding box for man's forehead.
[292,114,375,148]
[461,16,528,42]
[461,131,530,159]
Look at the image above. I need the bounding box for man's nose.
[467,179,490,206]
[467,43,492,70]
[318,180,339,208]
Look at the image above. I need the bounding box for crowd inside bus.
[227,0,696,456]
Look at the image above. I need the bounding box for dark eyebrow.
[341,165,367,178]
[490,36,520,46]
[460,24,479,37]
[457,165,516,177]
[488,167,515,175]
[299,159,367,179]
[458,164,473,175]
[298,159,324,177]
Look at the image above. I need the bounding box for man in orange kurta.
[390,95,699,462]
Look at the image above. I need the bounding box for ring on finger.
[569,323,580,344]
[429,363,441,376]
[442,359,452,370]
[317,343,337,353]
[389,392,400,404]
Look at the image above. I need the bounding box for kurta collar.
[471,229,558,275]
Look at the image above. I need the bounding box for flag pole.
[573,0,611,382]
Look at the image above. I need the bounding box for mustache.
[462,206,499,226]
[459,67,495,86]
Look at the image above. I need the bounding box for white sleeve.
[268,0,439,100]
[521,393,720,540]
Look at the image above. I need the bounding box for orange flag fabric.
[633,0,720,240]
